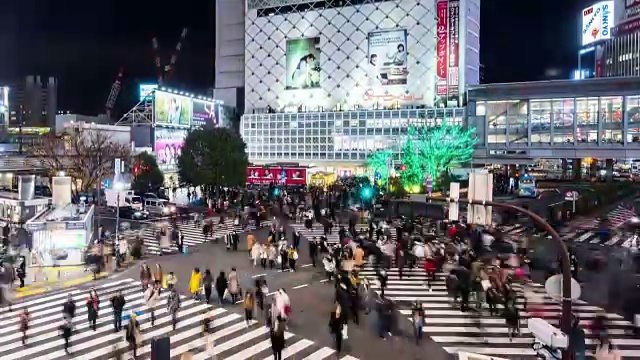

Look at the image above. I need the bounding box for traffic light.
[361,186,373,200]
[273,187,280,196]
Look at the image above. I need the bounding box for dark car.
[118,206,149,220]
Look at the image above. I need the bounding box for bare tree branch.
[30,131,130,192]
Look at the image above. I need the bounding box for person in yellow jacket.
[247,232,256,257]
[189,268,202,300]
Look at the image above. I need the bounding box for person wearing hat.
[125,311,141,357]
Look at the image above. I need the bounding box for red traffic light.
[400,164,407,171]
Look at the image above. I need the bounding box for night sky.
[1,0,588,115]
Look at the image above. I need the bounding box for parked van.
[144,198,175,216]
[125,195,143,210]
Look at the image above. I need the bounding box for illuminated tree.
[365,149,392,185]
[414,121,477,187]
[400,127,423,188]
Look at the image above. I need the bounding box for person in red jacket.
[448,225,456,239]
[424,256,437,291]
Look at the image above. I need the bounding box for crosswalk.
[290,223,372,246]
[358,266,640,358]
[141,219,272,256]
[3,278,357,360]
[569,205,638,248]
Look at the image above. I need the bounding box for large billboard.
[192,100,219,128]
[155,128,188,168]
[285,37,321,90]
[367,29,408,86]
[154,91,192,127]
[582,1,615,46]
[139,84,158,102]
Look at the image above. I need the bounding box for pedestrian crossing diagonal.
[142,219,272,255]
[568,205,639,248]
[3,277,357,360]
[290,223,372,246]
[358,266,640,358]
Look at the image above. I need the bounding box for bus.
[518,174,539,198]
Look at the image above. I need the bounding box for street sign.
[102,179,111,189]
[467,171,493,226]
[544,274,581,301]
[565,191,578,200]
[426,174,433,194]
[114,158,121,175]
[448,182,460,222]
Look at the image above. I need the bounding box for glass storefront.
[471,94,634,147]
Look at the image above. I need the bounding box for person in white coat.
[251,242,261,267]
[145,282,161,326]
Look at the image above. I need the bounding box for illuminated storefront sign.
[582,1,615,46]
[436,0,449,96]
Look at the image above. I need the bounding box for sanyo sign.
[582,1,615,46]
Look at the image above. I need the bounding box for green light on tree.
[365,149,392,185]
[367,120,477,191]
[414,121,477,188]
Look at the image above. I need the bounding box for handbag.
[341,324,348,339]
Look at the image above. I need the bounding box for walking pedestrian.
[270,315,286,360]
[19,308,29,345]
[189,268,201,300]
[86,288,100,331]
[168,288,181,330]
[228,267,240,303]
[215,271,228,304]
[60,316,73,354]
[202,269,213,304]
[110,290,126,332]
[411,301,425,345]
[145,282,161,326]
[244,291,255,325]
[329,304,344,354]
[125,312,141,358]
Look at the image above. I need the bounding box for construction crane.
[151,27,189,86]
[105,66,124,119]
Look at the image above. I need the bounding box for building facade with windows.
[242,108,465,172]
[240,0,479,172]
[468,77,640,164]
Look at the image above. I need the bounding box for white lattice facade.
[244,0,438,113]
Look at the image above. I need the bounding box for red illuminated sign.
[436,0,449,96]
[247,166,307,186]
[584,7,594,16]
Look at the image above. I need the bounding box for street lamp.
[114,182,125,242]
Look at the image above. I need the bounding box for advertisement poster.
[581,1,614,46]
[155,128,187,167]
[246,166,306,186]
[139,84,158,102]
[448,1,460,96]
[154,91,192,126]
[285,37,321,90]
[436,0,449,96]
[367,29,408,86]
[192,100,218,128]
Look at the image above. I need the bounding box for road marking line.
[292,284,308,289]
[252,273,267,278]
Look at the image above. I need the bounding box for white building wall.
[214,0,246,110]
